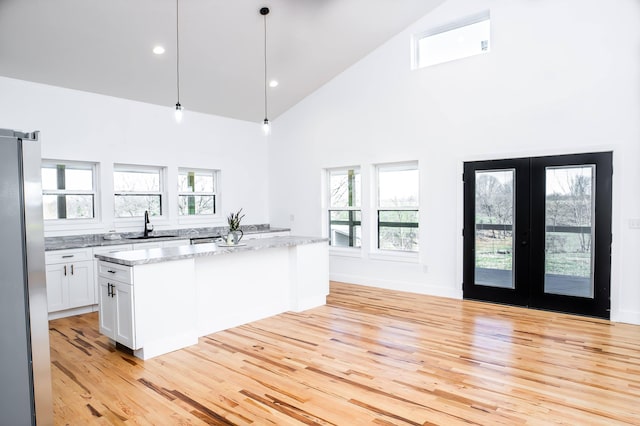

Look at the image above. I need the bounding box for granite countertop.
[45,225,290,251]
[94,236,328,267]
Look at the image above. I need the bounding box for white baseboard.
[611,309,640,325]
[329,273,462,299]
[48,304,98,321]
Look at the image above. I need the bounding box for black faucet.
[143,210,153,237]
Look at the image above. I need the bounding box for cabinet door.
[45,264,67,312]
[97,278,115,339]
[67,261,94,308]
[114,283,136,349]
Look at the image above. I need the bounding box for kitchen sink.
[127,235,179,240]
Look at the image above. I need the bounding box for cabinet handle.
[107,283,113,297]
[63,265,67,276]
[62,255,74,258]
[71,264,74,275]
[107,270,116,274]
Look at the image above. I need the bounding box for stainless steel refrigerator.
[0,129,53,425]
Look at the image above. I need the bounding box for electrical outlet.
[629,218,640,229]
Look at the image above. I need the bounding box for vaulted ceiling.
[0,0,446,122]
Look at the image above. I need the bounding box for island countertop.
[94,235,328,266]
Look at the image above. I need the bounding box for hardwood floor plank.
[50,281,640,425]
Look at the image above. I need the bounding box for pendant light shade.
[260,7,271,134]
[174,0,184,123]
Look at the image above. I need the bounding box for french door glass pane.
[475,170,515,288]
[544,166,595,298]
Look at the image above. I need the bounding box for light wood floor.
[50,282,640,425]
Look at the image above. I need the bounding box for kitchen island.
[94,236,328,360]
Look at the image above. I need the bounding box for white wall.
[269,0,640,324]
[0,76,269,236]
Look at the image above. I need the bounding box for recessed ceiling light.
[269,80,279,88]
[153,46,165,55]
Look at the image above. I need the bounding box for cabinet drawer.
[45,248,92,264]
[97,261,132,284]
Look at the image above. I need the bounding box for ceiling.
[0,0,446,123]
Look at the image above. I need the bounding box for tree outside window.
[328,168,361,248]
[114,165,164,217]
[178,169,218,216]
[42,161,96,220]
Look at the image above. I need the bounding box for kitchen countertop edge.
[95,236,328,267]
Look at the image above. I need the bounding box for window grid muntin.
[376,163,419,252]
[41,161,97,220]
[328,167,361,248]
[178,168,219,216]
[114,164,164,218]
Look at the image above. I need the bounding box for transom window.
[114,165,164,218]
[413,11,490,69]
[41,161,97,220]
[377,163,419,252]
[178,168,219,216]
[327,167,361,248]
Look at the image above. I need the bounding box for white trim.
[369,251,419,263]
[329,272,461,300]
[329,247,363,258]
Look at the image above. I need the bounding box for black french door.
[463,152,612,319]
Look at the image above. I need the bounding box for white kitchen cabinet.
[97,262,136,349]
[45,248,94,313]
[93,244,133,308]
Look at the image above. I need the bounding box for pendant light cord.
[263,11,268,120]
[176,0,181,104]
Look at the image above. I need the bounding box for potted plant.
[226,208,245,244]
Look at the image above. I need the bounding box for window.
[178,168,218,216]
[42,161,96,220]
[377,163,419,252]
[327,168,361,248]
[413,12,490,69]
[114,165,164,218]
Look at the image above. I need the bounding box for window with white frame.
[113,164,164,218]
[327,167,361,248]
[413,11,490,69]
[41,161,97,220]
[377,163,419,252]
[178,168,219,216]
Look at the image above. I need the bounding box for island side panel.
[289,241,330,312]
[132,258,198,360]
[195,247,291,337]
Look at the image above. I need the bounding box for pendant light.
[174,0,184,123]
[260,7,271,135]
